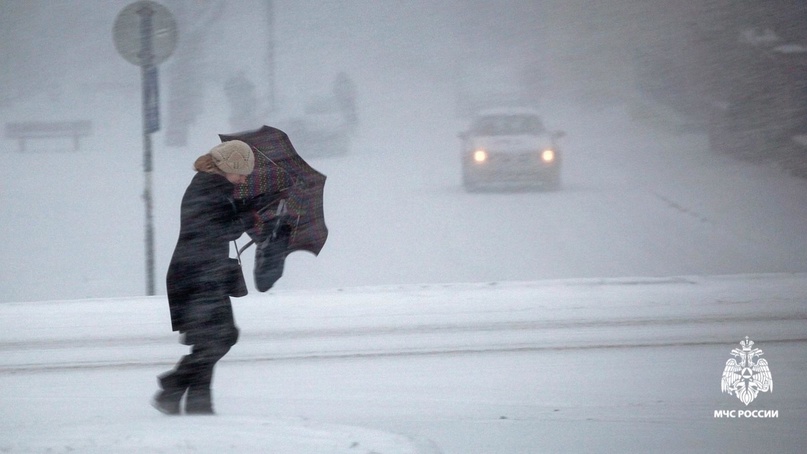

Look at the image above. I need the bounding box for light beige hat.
[209,140,255,175]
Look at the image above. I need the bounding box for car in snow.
[459,108,565,191]
[279,97,351,157]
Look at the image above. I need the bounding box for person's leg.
[184,342,227,414]
[153,355,193,415]
[185,300,239,414]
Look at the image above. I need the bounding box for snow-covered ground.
[2,273,806,452]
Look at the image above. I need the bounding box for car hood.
[471,134,556,152]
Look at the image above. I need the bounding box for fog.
[2,0,807,303]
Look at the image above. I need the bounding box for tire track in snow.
[2,313,805,374]
[2,311,805,352]
[3,337,807,374]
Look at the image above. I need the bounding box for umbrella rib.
[252,145,301,188]
[252,146,278,168]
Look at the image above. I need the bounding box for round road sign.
[113,1,177,66]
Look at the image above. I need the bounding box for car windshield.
[472,115,546,135]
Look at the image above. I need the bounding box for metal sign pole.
[139,4,156,296]
[143,131,155,295]
[113,1,176,297]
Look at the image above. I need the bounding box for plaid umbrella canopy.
[219,125,328,256]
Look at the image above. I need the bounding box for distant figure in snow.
[153,140,256,415]
[224,71,259,133]
[332,71,358,133]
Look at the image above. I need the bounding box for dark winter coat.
[166,171,247,332]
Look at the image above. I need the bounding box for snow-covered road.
[2,273,805,452]
[277,99,807,294]
[5,83,807,304]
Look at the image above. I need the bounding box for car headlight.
[473,149,488,163]
[541,149,555,163]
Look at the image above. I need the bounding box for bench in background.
[5,120,93,152]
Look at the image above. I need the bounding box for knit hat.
[209,140,255,175]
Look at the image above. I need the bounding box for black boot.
[185,385,214,415]
[152,371,187,415]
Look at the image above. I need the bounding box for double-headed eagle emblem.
[721,337,773,405]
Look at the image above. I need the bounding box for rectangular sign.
[143,65,160,133]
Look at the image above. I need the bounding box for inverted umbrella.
[219,125,328,256]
